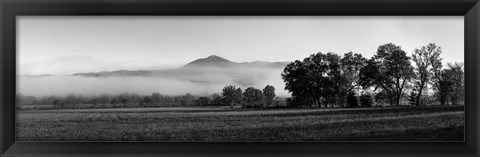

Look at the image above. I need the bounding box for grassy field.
[16,106,464,141]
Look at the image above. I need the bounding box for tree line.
[282,43,464,108]
[220,85,279,108]
[16,85,284,109]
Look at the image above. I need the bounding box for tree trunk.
[396,93,401,107]
[338,93,346,108]
[310,97,315,108]
[415,84,424,106]
[440,97,446,106]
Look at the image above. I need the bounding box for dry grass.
[16,106,464,141]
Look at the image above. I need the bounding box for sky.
[18,16,464,75]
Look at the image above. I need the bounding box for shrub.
[286,96,311,108]
[360,94,373,107]
[347,91,358,108]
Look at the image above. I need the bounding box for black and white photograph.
[16,16,464,141]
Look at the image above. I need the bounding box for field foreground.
[16,106,464,141]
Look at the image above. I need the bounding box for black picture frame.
[1,0,479,156]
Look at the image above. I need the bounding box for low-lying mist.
[18,66,290,97]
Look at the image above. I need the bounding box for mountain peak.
[202,55,230,63]
[183,55,233,68]
[206,55,223,59]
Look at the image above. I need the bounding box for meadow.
[16,106,464,141]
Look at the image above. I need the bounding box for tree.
[142,96,152,106]
[243,87,265,108]
[359,59,382,89]
[411,43,443,106]
[195,97,211,106]
[16,93,37,106]
[41,95,60,106]
[180,93,195,106]
[359,43,414,106]
[64,93,79,105]
[450,63,465,105]
[52,99,62,108]
[97,94,112,105]
[426,45,447,105]
[338,52,367,107]
[324,52,343,107]
[110,95,121,105]
[115,93,130,104]
[222,85,243,108]
[263,85,276,106]
[150,92,164,105]
[373,90,389,106]
[432,63,463,106]
[129,93,142,105]
[442,63,464,105]
[282,51,367,108]
[282,60,317,107]
[435,76,452,106]
[282,52,340,108]
[286,95,311,108]
[210,93,223,106]
[236,88,243,104]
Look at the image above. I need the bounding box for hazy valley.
[19,55,290,97]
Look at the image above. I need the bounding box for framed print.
[1,0,479,156]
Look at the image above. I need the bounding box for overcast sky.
[18,16,464,75]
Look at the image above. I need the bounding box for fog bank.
[18,73,289,97]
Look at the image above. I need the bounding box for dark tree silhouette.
[283,52,368,108]
[151,92,163,105]
[64,93,79,105]
[222,85,243,108]
[263,85,276,106]
[282,52,338,108]
[441,63,464,105]
[243,87,265,108]
[142,96,152,106]
[282,60,316,107]
[195,97,211,106]
[359,43,414,106]
[412,43,442,106]
[211,93,223,106]
[180,93,195,106]
[338,52,367,107]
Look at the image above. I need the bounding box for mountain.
[71,55,289,88]
[183,55,235,68]
[73,55,289,77]
[183,55,288,69]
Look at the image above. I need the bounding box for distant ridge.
[72,55,289,77]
